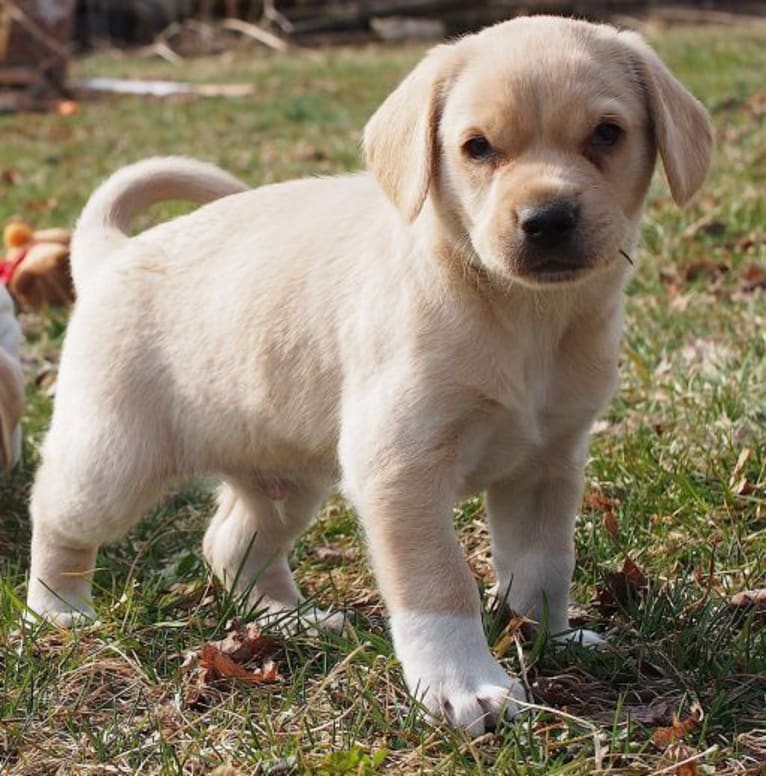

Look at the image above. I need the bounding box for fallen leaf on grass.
[582,491,619,513]
[652,709,701,748]
[655,741,703,776]
[740,263,766,292]
[200,643,281,684]
[183,622,281,708]
[582,491,621,542]
[1,168,22,186]
[676,761,698,776]
[208,618,278,662]
[603,511,619,541]
[596,558,649,616]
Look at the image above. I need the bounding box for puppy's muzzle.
[517,199,586,278]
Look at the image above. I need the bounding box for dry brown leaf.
[676,761,698,776]
[596,557,649,616]
[584,490,621,544]
[740,263,766,292]
[208,619,278,663]
[183,629,282,708]
[623,558,648,588]
[583,491,619,513]
[652,711,700,748]
[1,168,22,186]
[603,511,619,541]
[200,643,281,684]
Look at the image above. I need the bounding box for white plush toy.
[0,285,24,469]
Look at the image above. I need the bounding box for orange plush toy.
[1,221,75,309]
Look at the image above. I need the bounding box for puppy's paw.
[255,599,348,637]
[433,675,527,736]
[295,606,348,636]
[553,628,606,649]
[24,592,96,629]
[391,612,527,736]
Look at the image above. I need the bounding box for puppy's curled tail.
[71,156,249,290]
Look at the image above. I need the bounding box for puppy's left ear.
[622,31,713,206]
[363,44,461,223]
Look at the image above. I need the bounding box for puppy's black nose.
[519,201,579,249]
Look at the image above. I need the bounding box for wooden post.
[0,0,75,91]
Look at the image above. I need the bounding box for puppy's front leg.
[486,439,603,646]
[341,422,525,734]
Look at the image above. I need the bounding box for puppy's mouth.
[531,259,587,277]
[519,262,590,286]
[514,242,593,285]
[517,247,633,286]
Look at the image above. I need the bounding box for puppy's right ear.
[363,44,460,223]
[0,350,24,470]
[621,31,713,206]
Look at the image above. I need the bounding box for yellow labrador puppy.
[27,16,711,734]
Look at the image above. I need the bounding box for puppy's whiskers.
[450,232,484,292]
[619,248,634,266]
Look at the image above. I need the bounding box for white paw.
[553,627,606,649]
[254,599,348,637]
[391,612,527,736]
[25,591,96,628]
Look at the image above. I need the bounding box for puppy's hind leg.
[203,477,343,633]
[27,417,172,627]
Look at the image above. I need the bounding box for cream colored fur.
[26,16,712,734]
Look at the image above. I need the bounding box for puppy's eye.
[590,122,623,147]
[464,136,493,160]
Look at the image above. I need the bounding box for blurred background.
[2,0,766,110]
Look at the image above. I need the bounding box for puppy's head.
[364,16,713,288]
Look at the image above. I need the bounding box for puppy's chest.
[457,333,617,492]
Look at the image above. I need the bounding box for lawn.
[1,20,765,775]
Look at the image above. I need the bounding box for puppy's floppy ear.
[621,31,713,206]
[0,349,24,470]
[363,44,460,223]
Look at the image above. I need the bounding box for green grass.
[1,22,766,775]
